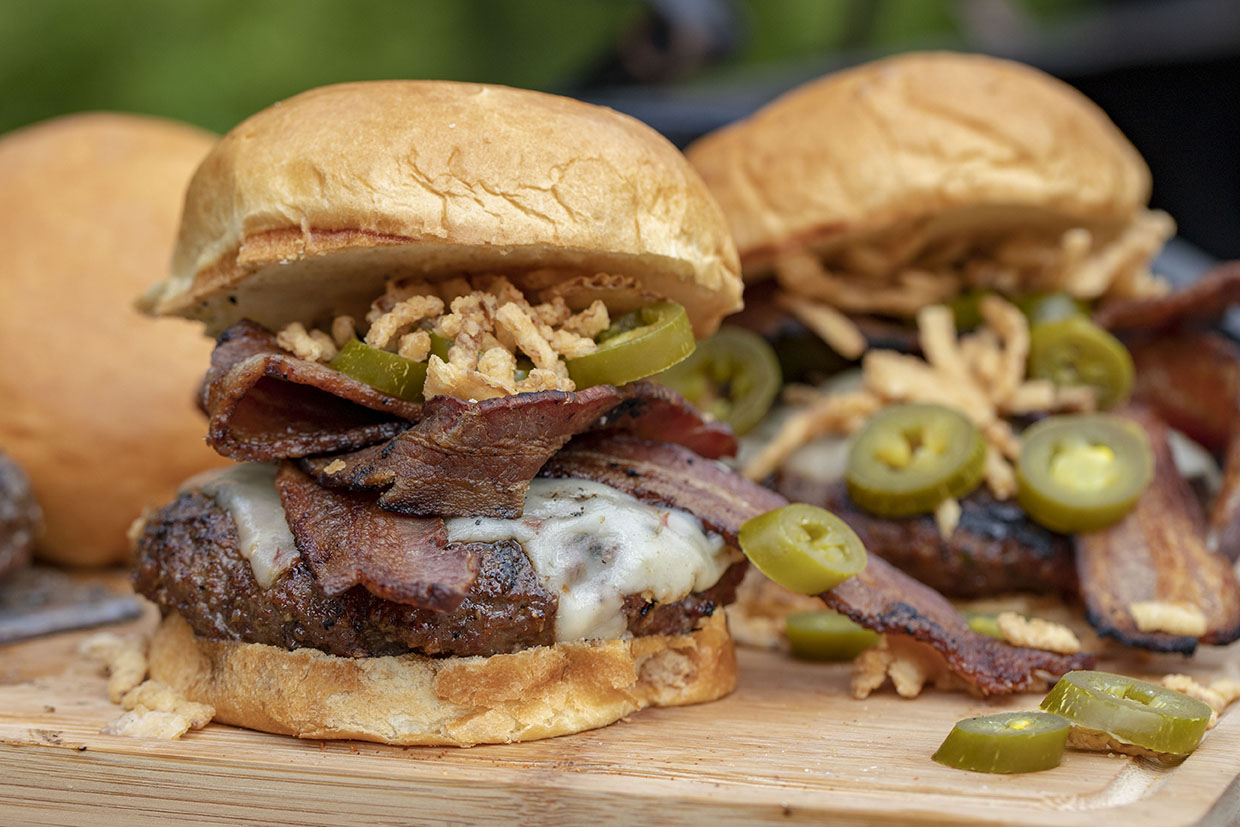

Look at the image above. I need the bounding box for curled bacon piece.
[1074,409,1240,653]
[543,433,1093,696]
[204,321,420,461]
[1129,332,1238,454]
[275,463,477,612]
[1096,261,1240,333]
[1128,332,1240,560]
[300,382,736,519]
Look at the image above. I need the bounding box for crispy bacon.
[1127,332,1240,561]
[543,433,1093,695]
[1074,408,1240,652]
[1211,430,1240,561]
[1096,262,1240,333]
[204,321,421,461]
[774,474,1077,598]
[275,463,477,612]
[1129,332,1239,454]
[301,382,736,519]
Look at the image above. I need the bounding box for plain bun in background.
[686,52,1152,277]
[141,80,743,338]
[150,610,736,747]
[0,112,227,566]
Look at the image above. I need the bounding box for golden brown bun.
[142,81,742,337]
[686,52,1152,276]
[149,610,736,747]
[0,113,228,566]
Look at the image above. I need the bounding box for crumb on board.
[80,633,215,740]
[851,635,963,699]
[79,633,147,704]
[996,612,1082,655]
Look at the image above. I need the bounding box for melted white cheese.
[445,478,731,643]
[181,463,299,589]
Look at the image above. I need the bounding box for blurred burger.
[687,51,1171,368]
[131,81,764,746]
[685,53,1197,649]
[0,448,40,582]
[0,113,226,567]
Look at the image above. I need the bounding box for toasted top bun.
[141,81,742,337]
[0,113,227,566]
[686,52,1152,276]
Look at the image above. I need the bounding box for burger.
[0,113,225,566]
[685,52,1239,656]
[131,81,756,746]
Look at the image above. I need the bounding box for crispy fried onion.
[1161,674,1240,730]
[773,210,1174,318]
[743,296,1094,496]
[277,274,614,401]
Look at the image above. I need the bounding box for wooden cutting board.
[2,589,1238,826]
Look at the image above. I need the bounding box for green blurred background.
[2,0,1236,258]
[1,0,1082,135]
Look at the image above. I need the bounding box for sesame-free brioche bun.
[141,81,742,338]
[686,52,1152,277]
[0,113,228,567]
[149,610,736,747]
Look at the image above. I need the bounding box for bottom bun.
[725,566,826,650]
[150,610,736,746]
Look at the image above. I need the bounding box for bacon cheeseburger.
[129,81,768,746]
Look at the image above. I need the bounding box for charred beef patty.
[775,473,1077,598]
[133,492,743,658]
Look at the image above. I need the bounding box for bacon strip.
[1129,332,1239,454]
[203,321,421,461]
[301,382,736,519]
[1096,262,1240,333]
[275,463,477,612]
[543,433,1093,695]
[1212,430,1240,562]
[1074,408,1240,653]
[1127,332,1240,560]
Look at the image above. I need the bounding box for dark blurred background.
[2,0,1236,259]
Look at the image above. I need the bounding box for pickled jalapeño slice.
[656,326,781,435]
[330,339,427,402]
[846,404,986,517]
[1040,671,1212,757]
[933,711,1071,773]
[1016,414,1153,533]
[738,504,867,595]
[1028,316,1133,409]
[567,301,695,388]
[784,611,879,661]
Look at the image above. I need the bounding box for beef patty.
[133,492,743,658]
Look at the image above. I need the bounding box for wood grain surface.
[1,586,1238,826]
